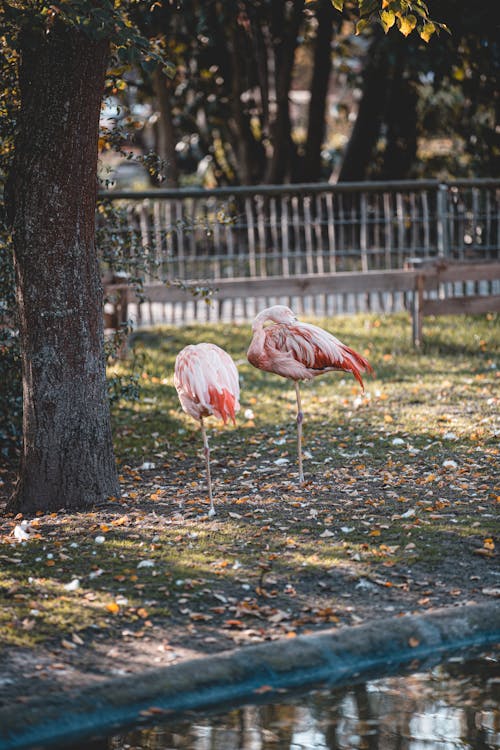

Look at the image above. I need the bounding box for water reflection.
[76,653,500,750]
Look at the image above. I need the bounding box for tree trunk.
[380,69,418,180]
[300,0,335,182]
[153,66,180,187]
[265,0,304,184]
[337,35,386,183]
[5,22,120,513]
[227,21,266,184]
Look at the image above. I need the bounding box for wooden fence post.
[437,183,450,258]
[412,274,424,347]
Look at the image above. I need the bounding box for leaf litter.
[0,313,498,701]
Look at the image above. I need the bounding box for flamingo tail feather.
[208,385,238,424]
[341,346,374,391]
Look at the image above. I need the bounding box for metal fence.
[99,178,500,323]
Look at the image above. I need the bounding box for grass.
[0,312,498,655]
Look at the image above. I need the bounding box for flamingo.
[247,305,373,484]
[174,343,240,517]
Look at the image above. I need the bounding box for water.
[69,651,499,750]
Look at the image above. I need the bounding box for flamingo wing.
[174,344,240,423]
[263,322,373,388]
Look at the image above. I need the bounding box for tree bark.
[300,0,335,182]
[5,22,120,513]
[227,20,266,184]
[153,66,180,187]
[264,0,304,184]
[380,68,418,180]
[337,35,386,183]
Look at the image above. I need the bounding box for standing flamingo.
[247,305,373,484]
[174,343,240,516]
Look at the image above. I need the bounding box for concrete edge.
[1,602,499,750]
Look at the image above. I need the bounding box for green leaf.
[355,18,369,35]
[162,61,177,80]
[359,0,379,16]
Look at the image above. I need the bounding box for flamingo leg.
[200,418,215,517]
[294,381,305,484]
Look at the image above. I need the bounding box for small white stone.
[13,524,31,542]
[443,432,458,441]
[244,408,255,420]
[442,459,458,469]
[400,508,416,518]
[64,579,80,591]
[392,438,405,446]
[94,536,105,544]
[137,559,155,568]
[274,458,289,465]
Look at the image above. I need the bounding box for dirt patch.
[1,446,498,710]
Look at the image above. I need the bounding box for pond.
[64,650,499,750]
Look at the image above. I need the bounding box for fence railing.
[99,178,500,324]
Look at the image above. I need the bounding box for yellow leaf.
[112,516,129,526]
[398,14,417,37]
[380,9,395,32]
[106,602,120,614]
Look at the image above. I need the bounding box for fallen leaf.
[482,588,500,597]
[253,685,274,694]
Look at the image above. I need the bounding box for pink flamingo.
[247,305,373,483]
[174,343,240,516]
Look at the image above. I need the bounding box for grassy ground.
[0,312,498,696]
